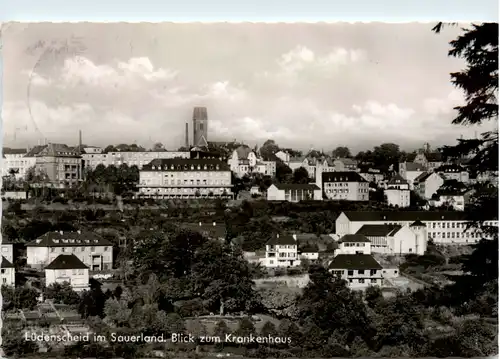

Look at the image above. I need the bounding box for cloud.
[423,89,465,115]
[277,46,366,74]
[28,56,178,91]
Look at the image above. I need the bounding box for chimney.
[292,234,297,241]
[78,130,82,154]
[185,123,189,148]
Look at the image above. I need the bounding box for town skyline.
[2,22,492,152]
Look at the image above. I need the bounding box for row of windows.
[142,172,229,178]
[332,269,379,277]
[343,242,367,247]
[56,269,85,275]
[267,245,297,250]
[278,253,296,258]
[431,231,481,239]
[50,246,109,253]
[142,187,228,194]
[141,179,230,186]
[151,164,221,171]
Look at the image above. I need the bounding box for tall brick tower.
[192,107,208,147]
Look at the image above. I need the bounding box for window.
[359,279,365,284]
[0,269,5,274]
[370,279,377,284]
[370,269,377,276]
[91,246,95,252]
[61,248,66,252]
[358,270,365,275]
[347,270,354,276]
[2,278,5,284]
[50,248,55,252]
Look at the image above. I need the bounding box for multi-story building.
[321,172,369,201]
[435,164,470,183]
[359,169,385,185]
[27,230,113,271]
[384,174,411,208]
[138,158,232,199]
[45,254,90,292]
[82,150,190,170]
[328,234,383,289]
[335,211,498,245]
[1,257,15,286]
[288,156,336,180]
[355,222,427,255]
[412,149,443,171]
[414,172,446,200]
[227,145,276,178]
[2,148,37,180]
[399,162,426,189]
[27,144,83,188]
[274,150,291,163]
[260,234,300,268]
[266,183,322,202]
[333,158,358,172]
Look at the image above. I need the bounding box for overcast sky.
[2,22,490,153]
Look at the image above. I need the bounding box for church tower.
[193,107,208,147]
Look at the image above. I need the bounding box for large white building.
[399,162,426,190]
[138,158,232,199]
[261,234,301,268]
[336,211,498,245]
[355,222,427,255]
[287,156,336,180]
[1,242,14,263]
[2,148,37,180]
[384,174,411,208]
[82,150,190,170]
[328,234,384,290]
[267,183,322,202]
[27,230,113,271]
[320,172,369,201]
[45,254,90,292]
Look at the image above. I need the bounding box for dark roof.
[341,210,482,221]
[32,144,80,158]
[334,158,358,166]
[425,152,443,162]
[405,162,426,171]
[27,231,112,247]
[355,224,402,237]
[2,148,28,155]
[45,255,89,270]
[414,172,431,183]
[25,145,46,157]
[328,254,382,270]
[181,223,226,239]
[387,174,408,185]
[266,235,297,246]
[339,234,371,243]
[322,172,367,183]
[142,158,230,171]
[273,183,320,191]
[410,220,426,227]
[1,256,14,268]
[436,164,467,173]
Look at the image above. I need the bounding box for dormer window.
[53,239,60,244]
[190,165,194,170]
[152,166,156,170]
[170,165,174,170]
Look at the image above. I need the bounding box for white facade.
[1,243,14,263]
[399,162,426,190]
[45,267,89,292]
[82,151,190,170]
[2,152,37,180]
[431,194,466,211]
[414,172,445,200]
[26,231,113,271]
[1,257,15,286]
[267,184,322,202]
[357,225,427,256]
[261,234,301,268]
[275,151,290,163]
[385,188,411,208]
[335,211,498,245]
[139,159,232,198]
[299,252,319,261]
[336,236,372,255]
[321,172,369,201]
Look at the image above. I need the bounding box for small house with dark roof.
[1,256,15,286]
[321,172,369,201]
[328,254,383,289]
[27,230,113,271]
[333,158,358,172]
[1,241,14,263]
[45,254,89,292]
[385,174,411,208]
[435,164,470,183]
[261,234,301,268]
[267,183,322,202]
[355,223,427,255]
[336,234,372,255]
